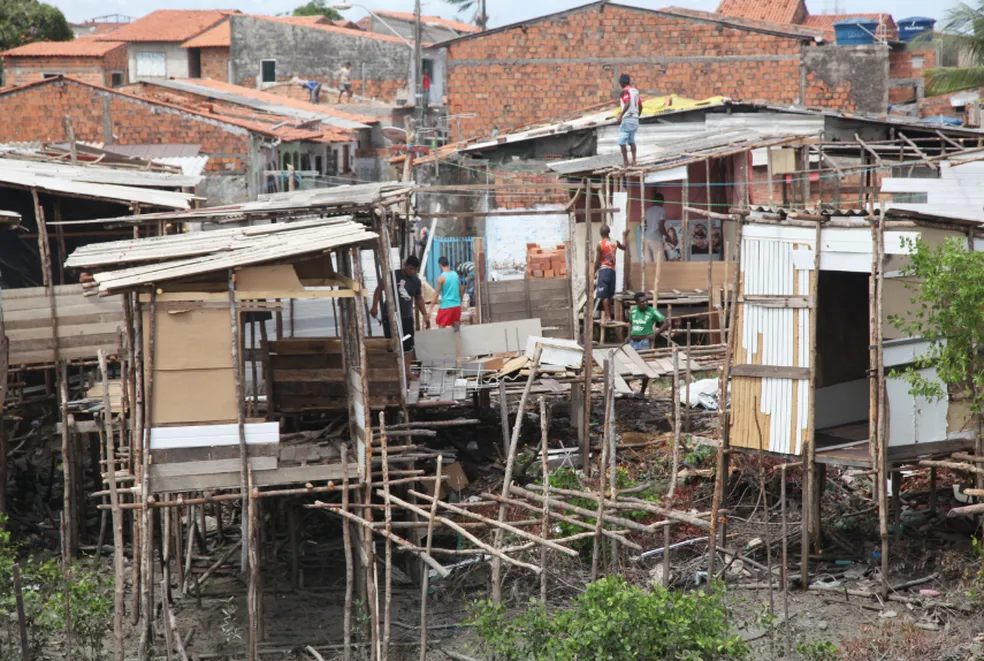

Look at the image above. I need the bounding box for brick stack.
[526,243,567,278]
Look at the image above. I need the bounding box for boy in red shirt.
[594,224,628,326]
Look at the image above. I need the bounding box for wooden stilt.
[341,448,354,661]
[418,455,443,661]
[182,505,195,596]
[582,179,595,474]
[289,503,300,588]
[98,350,125,661]
[139,293,158,659]
[132,298,144,624]
[380,413,394,661]
[781,465,792,657]
[875,215,889,596]
[802,219,821,588]
[665,347,682,587]
[539,398,550,605]
[929,467,938,515]
[247,471,260,661]
[492,345,543,603]
[59,362,73,559]
[591,357,613,581]
[174,498,184,590]
[13,563,30,661]
[228,270,250,574]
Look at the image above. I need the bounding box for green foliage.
[796,640,840,661]
[444,0,487,28]
[470,575,748,661]
[923,2,984,94]
[538,467,658,554]
[291,0,343,21]
[0,0,72,51]
[888,237,984,427]
[0,513,113,660]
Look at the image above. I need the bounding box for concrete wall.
[485,207,567,280]
[128,43,193,81]
[802,44,890,114]
[229,15,412,102]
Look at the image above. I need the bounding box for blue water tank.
[897,17,936,42]
[833,18,879,45]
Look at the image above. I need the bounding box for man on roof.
[617,73,641,167]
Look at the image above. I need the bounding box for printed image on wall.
[688,220,724,262]
[661,220,683,262]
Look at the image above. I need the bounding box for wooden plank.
[150,443,280,464]
[614,349,641,376]
[613,373,633,394]
[139,289,356,303]
[149,456,277,479]
[740,295,813,309]
[149,461,358,493]
[620,345,659,379]
[730,364,810,379]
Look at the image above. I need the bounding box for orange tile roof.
[716,0,807,26]
[374,10,480,33]
[0,75,355,144]
[98,10,237,43]
[802,13,897,39]
[167,78,380,125]
[1,40,126,58]
[182,14,408,48]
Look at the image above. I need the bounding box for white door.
[135,51,166,78]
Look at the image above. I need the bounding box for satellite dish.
[383,126,408,142]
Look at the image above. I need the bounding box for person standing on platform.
[627,291,670,395]
[595,224,628,327]
[617,73,641,167]
[430,257,464,329]
[643,193,668,264]
[371,255,429,381]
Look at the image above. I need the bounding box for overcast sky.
[52,0,956,29]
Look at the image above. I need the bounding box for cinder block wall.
[440,4,890,139]
[229,15,410,101]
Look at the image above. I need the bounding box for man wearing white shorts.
[643,193,667,263]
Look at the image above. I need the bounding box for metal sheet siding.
[731,224,815,455]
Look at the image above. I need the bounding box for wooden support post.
[247,472,260,661]
[341,448,354,661]
[418,455,443,661]
[876,216,889,597]
[591,357,613,581]
[289,504,300,588]
[98,351,125,661]
[582,179,594,474]
[539,398,550,604]
[13,563,30,661]
[801,220,821,588]
[664,347,682,587]
[492,345,543,604]
[781,465,791,657]
[929,467,937,515]
[140,294,157,660]
[59,362,74,559]
[228,270,250,574]
[132,298,144,623]
[378,212,409,417]
[380,413,394,661]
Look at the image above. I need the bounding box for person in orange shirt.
[594,224,628,326]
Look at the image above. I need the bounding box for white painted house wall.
[484,205,567,280]
[128,43,192,81]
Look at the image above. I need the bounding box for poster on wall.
[687,219,724,262]
[660,220,684,262]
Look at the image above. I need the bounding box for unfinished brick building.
[428,1,914,139]
[1,40,128,88]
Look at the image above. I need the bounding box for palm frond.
[925,66,984,96]
[940,2,984,64]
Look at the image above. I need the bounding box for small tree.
[290,0,343,21]
[889,237,984,451]
[444,0,488,29]
[469,575,748,661]
[0,0,72,51]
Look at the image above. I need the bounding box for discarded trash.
[678,377,726,410]
[879,610,897,619]
[919,589,941,598]
[694,571,709,585]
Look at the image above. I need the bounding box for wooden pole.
[59,362,73,559]
[132,298,144,623]
[229,270,250,573]
[139,293,157,659]
[582,179,594,474]
[539,398,550,605]
[63,116,78,163]
[341,447,354,661]
[803,219,822,581]
[876,213,889,597]
[591,357,613,581]
[781,465,791,657]
[380,412,393,661]
[98,350,125,661]
[247,472,260,661]
[492,344,543,603]
[418,455,443,661]
[664,347,682,587]
[13,563,30,661]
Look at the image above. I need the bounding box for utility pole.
[414,0,424,129]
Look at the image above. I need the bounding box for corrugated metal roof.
[0,154,202,188]
[549,129,819,175]
[68,217,378,294]
[100,144,202,159]
[52,181,409,226]
[0,167,194,208]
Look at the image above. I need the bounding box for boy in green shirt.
[628,291,670,395]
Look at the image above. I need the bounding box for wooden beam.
[739,295,813,309]
[730,364,810,379]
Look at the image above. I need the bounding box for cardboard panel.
[151,368,237,425]
[148,308,233,371]
[237,263,305,294]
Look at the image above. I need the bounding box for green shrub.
[469,574,748,661]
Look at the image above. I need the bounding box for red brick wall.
[0,79,250,171]
[917,88,981,122]
[889,48,935,80]
[490,170,568,210]
[3,55,118,88]
[200,47,229,81]
[445,5,809,138]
